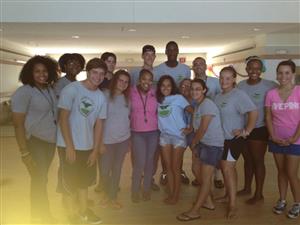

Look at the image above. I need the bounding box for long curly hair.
[156,75,178,103]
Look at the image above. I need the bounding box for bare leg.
[161,145,173,202]
[273,153,288,201]
[286,155,300,202]
[238,144,253,196]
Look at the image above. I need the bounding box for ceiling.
[2,23,300,56]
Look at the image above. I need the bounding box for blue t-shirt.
[158,94,189,138]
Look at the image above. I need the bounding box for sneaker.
[273,199,287,215]
[151,181,160,191]
[181,171,190,185]
[160,173,168,185]
[287,203,300,219]
[80,208,102,224]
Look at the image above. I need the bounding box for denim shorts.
[196,143,223,167]
[269,142,300,156]
[160,133,187,148]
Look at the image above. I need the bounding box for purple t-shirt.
[265,85,300,144]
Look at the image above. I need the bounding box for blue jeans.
[101,139,130,200]
[131,131,159,194]
[27,136,55,219]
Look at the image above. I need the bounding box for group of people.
[11,40,300,224]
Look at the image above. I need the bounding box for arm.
[233,110,258,138]
[12,112,36,174]
[288,121,300,144]
[265,106,286,145]
[87,118,104,167]
[181,105,194,135]
[191,115,213,149]
[58,108,76,163]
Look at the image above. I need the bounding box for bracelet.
[21,151,31,158]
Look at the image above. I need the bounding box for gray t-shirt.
[11,85,57,143]
[103,91,131,144]
[193,98,224,147]
[237,79,277,128]
[215,88,257,140]
[54,76,72,98]
[130,67,159,87]
[56,81,107,150]
[205,76,221,100]
[155,62,191,85]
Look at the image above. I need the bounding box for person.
[130,69,159,202]
[214,66,258,219]
[177,79,224,221]
[192,56,224,188]
[265,60,300,219]
[155,41,191,85]
[237,57,277,204]
[98,52,117,90]
[95,51,117,192]
[99,70,131,209]
[54,53,85,197]
[11,55,59,223]
[130,45,158,86]
[56,58,107,224]
[156,41,191,185]
[130,45,160,191]
[54,53,85,98]
[156,75,190,204]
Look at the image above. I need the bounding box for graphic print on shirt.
[159,104,172,117]
[252,92,261,101]
[79,96,95,117]
[219,101,227,108]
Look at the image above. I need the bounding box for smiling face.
[142,51,156,67]
[116,74,130,93]
[219,70,236,92]
[160,78,172,97]
[138,72,153,93]
[276,65,295,86]
[33,63,48,87]
[65,58,82,77]
[179,79,191,98]
[86,67,106,88]
[191,81,206,101]
[246,60,262,81]
[192,58,207,77]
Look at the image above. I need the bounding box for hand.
[232,129,249,139]
[271,136,289,146]
[22,154,37,176]
[287,136,297,145]
[181,127,193,136]
[99,145,106,154]
[66,146,76,164]
[87,150,98,167]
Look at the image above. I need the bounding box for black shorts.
[247,126,269,142]
[58,147,96,195]
[222,137,246,161]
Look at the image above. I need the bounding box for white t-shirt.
[155,62,191,85]
[56,81,107,150]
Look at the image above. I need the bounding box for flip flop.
[176,213,201,222]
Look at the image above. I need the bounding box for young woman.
[130,69,159,202]
[265,60,300,219]
[100,70,131,209]
[11,55,59,223]
[177,79,224,221]
[214,66,257,219]
[237,57,277,204]
[156,75,190,204]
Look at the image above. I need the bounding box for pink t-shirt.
[265,85,300,144]
[130,86,158,132]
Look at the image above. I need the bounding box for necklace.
[138,89,149,123]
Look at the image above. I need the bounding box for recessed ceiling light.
[71,35,80,39]
[15,59,26,64]
[253,28,261,32]
[181,35,190,39]
[127,28,136,32]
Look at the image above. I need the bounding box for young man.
[192,57,224,188]
[57,58,107,224]
[130,45,157,86]
[155,41,191,85]
[99,52,117,89]
[155,41,191,185]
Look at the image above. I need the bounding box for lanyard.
[36,87,56,124]
[137,90,148,123]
